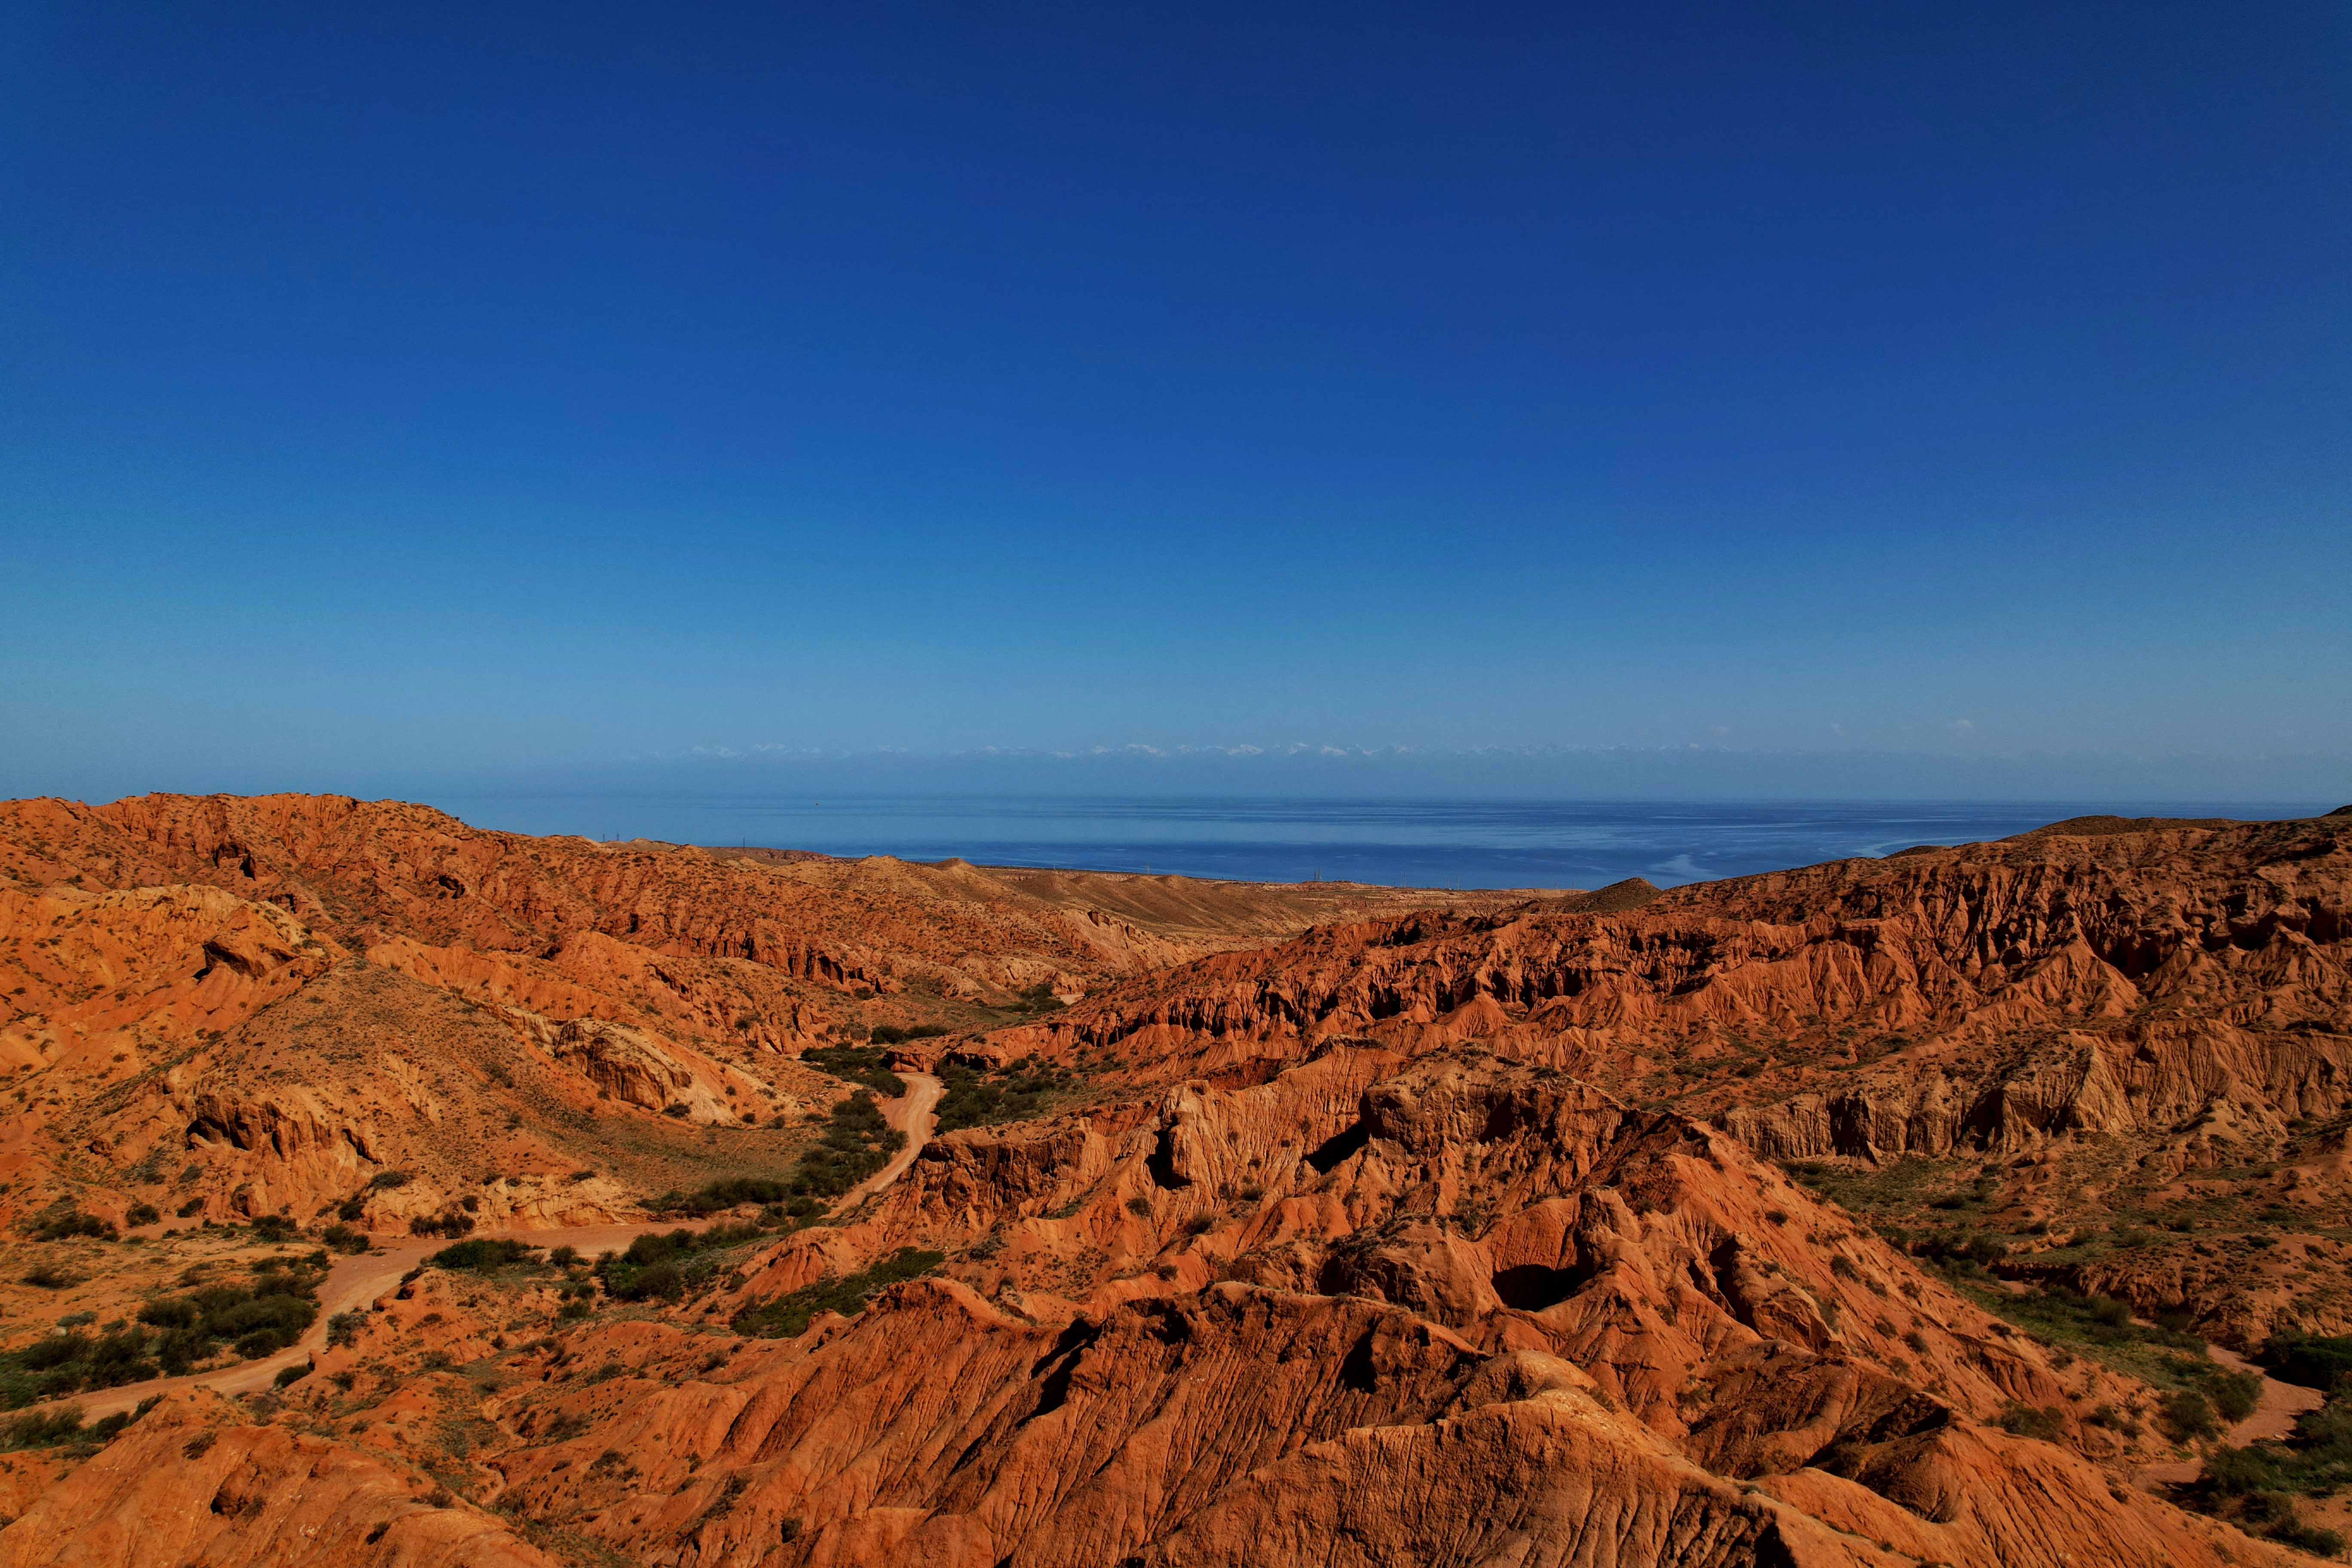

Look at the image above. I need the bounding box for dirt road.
[845,1071,942,1206]
[49,1072,947,1421]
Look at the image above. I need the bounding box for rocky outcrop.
[548,1016,739,1122]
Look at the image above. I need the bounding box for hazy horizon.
[11,742,2345,819]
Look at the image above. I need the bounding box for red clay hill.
[0,793,2346,1568]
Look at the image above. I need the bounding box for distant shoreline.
[412,794,2345,892]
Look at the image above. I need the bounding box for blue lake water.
[425,796,2334,891]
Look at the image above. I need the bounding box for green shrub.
[2211,1370,2262,1424]
[28,1209,115,1242]
[426,1238,539,1272]
[2203,1443,2284,1496]
[0,1407,86,1450]
[732,1249,944,1340]
[1012,982,1065,1014]
[1911,1230,2006,1272]
[2261,1335,2352,1393]
[2268,1520,2346,1555]
[865,1024,949,1047]
[409,1211,476,1239]
[320,1223,371,1254]
[801,1044,908,1096]
[932,1057,1074,1133]
[595,1223,772,1303]
[783,1093,903,1200]
[2162,1388,2220,1440]
[652,1178,808,1219]
[126,1203,161,1227]
[1995,1403,2064,1440]
[74,1259,326,1384]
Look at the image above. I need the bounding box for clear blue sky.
[3,1,2347,801]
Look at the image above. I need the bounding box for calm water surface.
[427,796,2332,891]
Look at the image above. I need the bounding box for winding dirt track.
[53,1072,945,1421]
[842,1070,943,1207]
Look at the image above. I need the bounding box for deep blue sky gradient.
[3,2,2347,800]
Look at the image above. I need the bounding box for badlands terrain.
[0,793,2348,1566]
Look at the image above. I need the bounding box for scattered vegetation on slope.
[732,1247,944,1340]
[2177,1335,2352,1557]
[784,1091,904,1199]
[1,1398,154,1454]
[426,1237,542,1272]
[0,1253,325,1405]
[1944,1280,2255,1426]
[933,1056,1081,1133]
[865,1023,951,1046]
[24,1208,117,1243]
[596,1222,775,1302]
[652,1176,824,1221]
[800,1044,907,1096]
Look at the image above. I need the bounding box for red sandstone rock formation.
[0,798,2343,1568]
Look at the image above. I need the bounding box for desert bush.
[426,1238,539,1273]
[2162,1388,2220,1440]
[0,1407,86,1450]
[781,1092,902,1200]
[733,1249,944,1340]
[320,1223,371,1254]
[1994,1403,2064,1440]
[2260,1334,2352,1393]
[801,1044,908,1095]
[932,1057,1073,1133]
[864,1024,949,1047]
[409,1211,476,1239]
[28,1209,115,1243]
[651,1177,815,1219]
